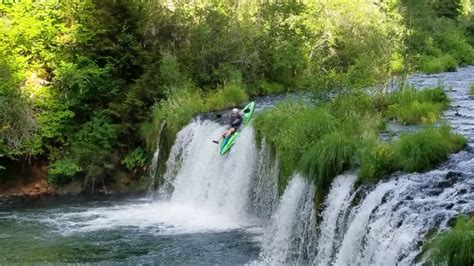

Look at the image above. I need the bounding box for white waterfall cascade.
[252,174,317,265]
[164,119,259,226]
[314,174,357,265]
[253,152,473,265]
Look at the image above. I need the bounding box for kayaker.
[213,108,243,144]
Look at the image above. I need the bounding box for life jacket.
[230,112,242,126]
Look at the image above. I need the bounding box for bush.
[395,126,466,172]
[358,142,398,183]
[122,147,147,172]
[247,80,286,96]
[206,84,248,110]
[48,159,81,185]
[423,216,474,266]
[300,132,357,207]
[420,54,458,74]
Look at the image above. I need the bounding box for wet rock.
[56,181,83,196]
[425,188,444,196]
[445,171,461,180]
[445,203,454,210]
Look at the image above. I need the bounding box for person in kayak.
[213,108,243,144]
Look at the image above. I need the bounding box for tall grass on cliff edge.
[423,216,474,266]
[140,85,248,151]
[253,101,338,192]
[300,131,357,208]
[395,125,466,173]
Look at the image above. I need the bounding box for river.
[1,66,473,264]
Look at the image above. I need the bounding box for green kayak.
[219,101,256,155]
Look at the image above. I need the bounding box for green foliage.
[420,54,458,74]
[358,142,398,183]
[394,126,466,172]
[48,159,81,185]
[254,101,338,188]
[400,0,474,73]
[301,132,357,207]
[247,80,286,96]
[1,0,472,191]
[206,84,249,110]
[386,86,450,124]
[122,147,147,172]
[423,216,474,266]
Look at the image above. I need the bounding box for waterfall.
[148,122,166,194]
[247,139,279,220]
[253,174,317,265]
[314,174,356,265]
[141,67,474,264]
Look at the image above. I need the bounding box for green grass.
[300,132,357,208]
[420,54,458,74]
[358,142,397,183]
[255,89,465,206]
[423,216,474,266]
[254,101,337,191]
[386,86,450,125]
[394,126,466,172]
[141,84,249,150]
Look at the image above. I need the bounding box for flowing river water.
[1,66,473,264]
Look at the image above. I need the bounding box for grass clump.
[420,54,458,74]
[254,101,338,191]
[394,126,466,172]
[386,86,450,125]
[423,216,474,266]
[301,132,357,207]
[358,142,397,183]
[207,84,248,110]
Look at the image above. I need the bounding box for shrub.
[247,80,285,96]
[358,142,398,183]
[423,216,474,266]
[300,132,357,207]
[395,126,466,172]
[122,147,147,172]
[48,159,81,185]
[206,84,248,110]
[420,54,458,74]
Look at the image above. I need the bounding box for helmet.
[232,108,239,113]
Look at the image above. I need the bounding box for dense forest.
[0,0,473,190]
